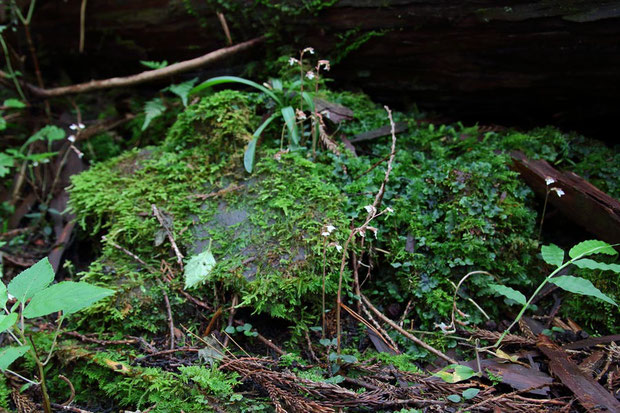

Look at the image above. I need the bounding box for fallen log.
[510,151,620,244]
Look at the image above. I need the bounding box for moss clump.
[69,90,348,335]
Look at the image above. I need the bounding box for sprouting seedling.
[490,240,619,347]
[0,258,114,413]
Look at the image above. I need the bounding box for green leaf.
[549,275,617,306]
[8,258,54,304]
[541,244,564,267]
[0,346,30,371]
[168,78,198,107]
[0,282,7,309]
[245,113,278,173]
[23,126,66,148]
[462,388,480,400]
[224,326,236,334]
[434,364,478,383]
[319,338,332,347]
[0,313,17,333]
[140,60,168,69]
[572,258,620,274]
[281,106,299,146]
[568,240,617,259]
[270,78,283,91]
[190,76,282,105]
[0,153,14,177]
[489,284,526,305]
[0,117,6,131]
[184,246,216,289]
[23,281,115,318]
[3,99,25,109]
[142,98,166,131]
[447,394,461,403]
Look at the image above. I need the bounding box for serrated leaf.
[168,78,198,107]
[0,345,30,371]
[281,106,300,147]
[0,313,17,334]
[549,275,617,306]
[184,247,216,289]
[541,244,564,267]
[572,258,620,274]
[569,240,617,259]
[23,282,115,318]
[140,60,168,69]
[3,98,25,109]
[462,388,480,400]
[489,284,526,305]
[142,98,166,131]
[8,258,54,304]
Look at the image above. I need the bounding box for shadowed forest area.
[0,1,619,412]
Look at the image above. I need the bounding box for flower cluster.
[544,176,564,197]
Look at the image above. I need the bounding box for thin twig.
[216,12,232,46]
[58,374,75,406]
[6,37,264,97]
[360,294,458,364]
[79,0,87,52]
[162,290,175,350]
[152,204,184,270]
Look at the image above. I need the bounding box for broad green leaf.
[0,313,17,333]
[572,258,620,274]
[434,364,478,383]
[0,117,6,131]
[569,240,617,259]
[0,345,30,371]
[184,247,216,289]
[3,99,25,109]
[142,98,166,131]
[23,282,115,318]
[281,106,299,146]
[8,258,54,304]
[549,275,617,306]
[489,284,526,305]
[0,282,7,309]
[245,113,278,173]
[168,78,198,107]
[462,388,480,400]
[23,125,65,148]
[541,244,564,267]
[0,153,14,177]
[270,78,283,91]
[140,60,168,69]
[24,152,57,163]
[190,76,281,105]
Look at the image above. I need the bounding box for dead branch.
[1,37,263,98]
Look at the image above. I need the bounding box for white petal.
[69,124,78,130]
[545,176,556,186]
[326,225,336,233]
[68,135,76,142]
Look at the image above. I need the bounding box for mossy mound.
[69,91,348,334]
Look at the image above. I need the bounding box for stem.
[29,337,52,413]
[321,237,327,339]
[5,369,39,385]
[0,35,27,101]
[494,260,572,347]
[538,189,550,240]
[42,315,64,365]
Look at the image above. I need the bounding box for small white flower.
[78,152,84,159]
[42,158,50,164]
[69,124,78,130]
[303,47,315,55]
[68,135,76,143]
[545,176,556,186]
[321,231,330,237]
[32,161,39,167]
[385,207,394,213]
[305,71,315,80]
[334,244,342,252]
[78,122,85,129]
[325,224,336,233]
[551,187,565,197]
[288,57,299,66]
[318,59,330,71]
[359,229,366,238]
[364,205,377,215]
[367,226,378,238]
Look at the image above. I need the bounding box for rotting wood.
[510,151,620,244]
[537,334,620,412]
